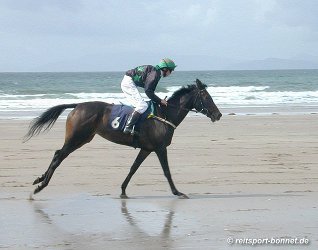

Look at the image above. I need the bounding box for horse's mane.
[169,84,196,101]
[168,83,207,101]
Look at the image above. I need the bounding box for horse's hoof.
[33,186,41,195]
[178,193,189,199]
[120,194,129,199]
[33,178,40,185]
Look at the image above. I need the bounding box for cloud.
[0,0,318,71]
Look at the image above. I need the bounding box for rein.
[167,89,210,115]
[167,104,199,113]
[149,88,210,129]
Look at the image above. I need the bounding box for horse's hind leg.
[33,132,95,194]
[32,115,96,194]
[33,173,46,185]
[33,146,74,194]
[33,150,61,185]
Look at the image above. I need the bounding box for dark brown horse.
[25,79,222,198]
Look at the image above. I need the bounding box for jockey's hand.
[160,99,168,106]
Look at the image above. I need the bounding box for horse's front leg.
[120,149,151,199]
[155,147,189,199]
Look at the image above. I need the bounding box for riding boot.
[123,111,141,134]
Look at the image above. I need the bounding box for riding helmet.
[157,58,177,71]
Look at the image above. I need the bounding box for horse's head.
[193,79,222,122]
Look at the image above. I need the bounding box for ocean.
[1,69,318,119]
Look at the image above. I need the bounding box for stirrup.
[124,125,138,135]
[130,126,139,136]
[124,111,141,135]
[123,126,133,134]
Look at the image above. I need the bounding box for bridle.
[171,87,212,118]
[155,87,213,129]
[191,88,212,117]
[164,87,211,115]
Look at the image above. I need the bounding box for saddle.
[107,101,158,132]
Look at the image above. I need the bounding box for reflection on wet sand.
[121,199,175,246]
[29,195,181,249]
[1,192,316,249]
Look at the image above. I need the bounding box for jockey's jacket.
[125,65,162,103]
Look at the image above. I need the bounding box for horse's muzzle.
[210,112,222,122]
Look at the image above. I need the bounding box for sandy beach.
[0,115,317,249]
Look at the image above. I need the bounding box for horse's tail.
[23,103,78,142]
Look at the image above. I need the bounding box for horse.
[25,79,222,198]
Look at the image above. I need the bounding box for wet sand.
[0,115,317,249]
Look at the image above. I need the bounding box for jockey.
[121,58,177,134]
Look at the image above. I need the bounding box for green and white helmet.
[157,58,177,71]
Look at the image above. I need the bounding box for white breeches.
[121,75,148,113]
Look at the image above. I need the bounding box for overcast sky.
[1,0,318,71]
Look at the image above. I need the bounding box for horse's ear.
[196,79,205,90]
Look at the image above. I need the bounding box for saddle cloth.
[107,101,155,132]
